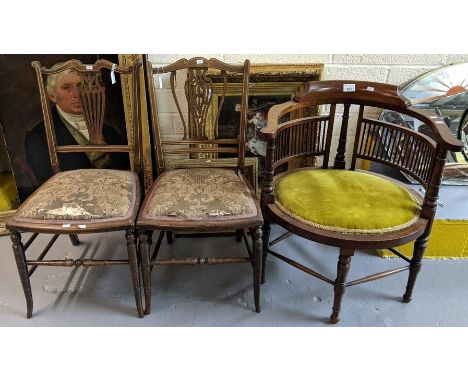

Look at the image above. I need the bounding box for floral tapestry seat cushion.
[141,168,258,221]
[13,169,139,224]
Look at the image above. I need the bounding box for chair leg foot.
[402,235,428,303]
[69,234,80,246]
[329,315,340,324]
[126,229,144,318]
[11,231,33,319]
[253,226,263,313]
[139,230,152,316]
[329,248,354,324]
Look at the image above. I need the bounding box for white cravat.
[57,106,90,140]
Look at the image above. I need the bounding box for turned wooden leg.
[235,229,243,243]
[166,231,173,244]
[69,234,80,246]
[11,231,33,319]
[252,226,263,313]
[261,217,271,284]
[126,229,144,318]
[148,231,154,246]
[330,248,354,324]
[139,230,152,315]
[403,235,429,303]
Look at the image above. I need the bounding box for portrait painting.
[0,54,130,202]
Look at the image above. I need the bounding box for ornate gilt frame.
[207,63,324,140]
[118,54,153,192]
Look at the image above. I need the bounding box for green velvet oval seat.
[275,169,421,234]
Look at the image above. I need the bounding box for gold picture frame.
[207,63,324,142]
[118,54,153,192]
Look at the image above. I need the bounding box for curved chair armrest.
[261,101,297,137]
[408,107,464,152]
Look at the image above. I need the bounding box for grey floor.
[1,222,468,327]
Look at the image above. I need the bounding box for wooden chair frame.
[137,57,263,315]
[260,80,464,324]
[7,59,145,318]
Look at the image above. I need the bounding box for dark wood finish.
[24,233,39,251]
[235,229,243,243]
[69,234,80,246]
[28,234,59,277]
[333,103,350,169]
[6,59,144,318]
[138,230,151,315]
[138,57,263,315]
[330,249,354,324]
[267,249,334,285]
[346,265,410,287]
[403,232,429,302]
[126,229,144,318]
[252,227,262,313]
[260,80,464,324]
[10,231,33,318]
[166,231,173,244]
[268,231,292,247]
[261,215,271,284]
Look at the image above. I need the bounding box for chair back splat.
[146,57,249,176]
[261,80,464,324]
[32,59,142,175]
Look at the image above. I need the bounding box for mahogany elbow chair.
[260,80,464,323]
[7,59,145,318]
[136,57,263,315]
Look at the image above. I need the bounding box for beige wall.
[147,54,468,165]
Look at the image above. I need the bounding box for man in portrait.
[25,63,129,185]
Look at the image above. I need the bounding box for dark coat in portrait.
[25,107,130,185]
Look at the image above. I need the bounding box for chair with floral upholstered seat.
[137,57,263,315]
[6,59,144,318]
[260,80,464,324]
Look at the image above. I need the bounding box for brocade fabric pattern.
[142,168,257,221]
[16,169,136,221]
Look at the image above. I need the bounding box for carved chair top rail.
[262,80,463,152]
[31,59,141,75]
[149,57,246,74]
[294,80,411,108]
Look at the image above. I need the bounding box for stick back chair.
[7,59,144,318]
[261,80,464,324]
[137,57,263,315]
